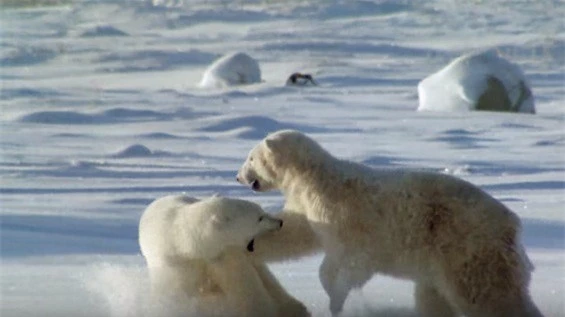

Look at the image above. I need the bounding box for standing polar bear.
[236,130,543,317]
[139,195,309,317]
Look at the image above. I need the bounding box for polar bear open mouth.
[250,180,260,191]
[247,239,255,252]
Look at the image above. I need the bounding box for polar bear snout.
[261,216,283,231]
[236,172,247,185]
[247,217,282,252]
[236,170,262,191]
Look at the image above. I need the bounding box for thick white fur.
[139,195,309,317]
[237,130,543,317]
[199,52,261,89]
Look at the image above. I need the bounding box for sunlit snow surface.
[1,1,564,316]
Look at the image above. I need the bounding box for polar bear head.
[139,195,283,264]
[184,197,283,259]
[236,129,329,192]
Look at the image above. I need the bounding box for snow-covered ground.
[1,1,564,316]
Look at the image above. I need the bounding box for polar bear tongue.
[246,239,255,252]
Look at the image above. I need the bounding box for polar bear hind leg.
[438,247,543,317]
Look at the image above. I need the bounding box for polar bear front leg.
[210,248,277,316]
[319,255,350,315]
[253,261,310,317]
[320,254,374,315]
[252,211,322,262]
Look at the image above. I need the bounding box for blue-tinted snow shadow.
[15,165,237,179]
[0,184,251,196]
[427,129,498,149]
[76,24,129,37]
[97,49,218,73]
[0,45,58,67]
[0,214,139,258]
[135,132,184,139]
[455,160,565,176]
[164,8,278,28]
[0,87,66,100]
[109,198,156,206]
[147,0,411,26]
[291,0,411,19]
[361,155,410,168]
[521,218,565,250]
[481,181,565,191]
[18,107,217,125]
[344,308,416,317]
[7,157,239,179]
[197,115,361,140]
[260,41,444,58]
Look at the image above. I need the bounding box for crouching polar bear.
[236,130,543,317]
[139,195,309,317]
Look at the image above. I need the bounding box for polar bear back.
[250,130,522,240]
[139,195,200,267]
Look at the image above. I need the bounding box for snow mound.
[199,52,261,89]
[417,49,535,114]
[110,144,170,158]
[137,132,182,139]
[77,24,129,37]
[197,115,339,139]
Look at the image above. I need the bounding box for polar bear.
[236,130,543,317]
[139,195,309,317]
[199,52,262,89]
[418,49,535,114]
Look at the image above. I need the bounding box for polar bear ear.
[264,133,285,152]
[264,138,277,152]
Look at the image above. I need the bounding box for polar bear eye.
[249,156,254,162]
[258,216,264,222]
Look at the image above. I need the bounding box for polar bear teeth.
[246,239,255,252]
[251,180,260,191]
